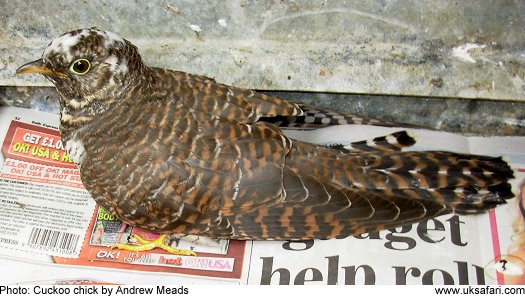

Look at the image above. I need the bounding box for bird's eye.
[69,59,91,75]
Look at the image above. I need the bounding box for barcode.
[28,227,80,253]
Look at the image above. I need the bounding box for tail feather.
[351,150,514,214]
[227,140,514,240]
[310,142,514,213]
[360,200,449,232]
[351,152,513,190]
[262,104,423,130]
[329,130,417,153]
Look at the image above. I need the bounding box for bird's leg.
[111,233,197,256]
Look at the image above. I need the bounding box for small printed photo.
[90,207,133,246]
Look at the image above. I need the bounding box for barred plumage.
[17,28,514,243]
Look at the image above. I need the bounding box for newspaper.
[0,106,524,285]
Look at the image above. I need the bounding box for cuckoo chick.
[17,28,514,255]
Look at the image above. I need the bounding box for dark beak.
[16,59,66,77]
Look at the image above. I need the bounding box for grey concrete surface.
[1,0,524,101]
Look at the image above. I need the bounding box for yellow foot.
[111,234,197,256]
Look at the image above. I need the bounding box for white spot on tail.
[483,170,494,177]
[385,134,399,145]
[321,117,331,124]
[304,116,315,124]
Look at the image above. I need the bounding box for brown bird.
[17,28,514,255]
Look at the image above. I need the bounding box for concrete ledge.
[2,0,524,100]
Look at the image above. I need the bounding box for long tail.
[228,139,514,240]
[262,104,424,130]
[346,150,514,214]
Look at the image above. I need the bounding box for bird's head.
[17,28,146,122]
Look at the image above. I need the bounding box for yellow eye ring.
[69,59,91,75]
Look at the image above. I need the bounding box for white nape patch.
[105,55,119,71]
[65,138,86,166]
[99,30,125,47]
[104,55,127,74]
[44,29,125,62]
[44,29,91,61]
[118,60,128,73]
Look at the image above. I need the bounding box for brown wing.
[79,70,300,236]
[154,69,303,123]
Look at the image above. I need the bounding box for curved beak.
[16,59,66,77]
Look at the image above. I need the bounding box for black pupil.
[74,60,88,73]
